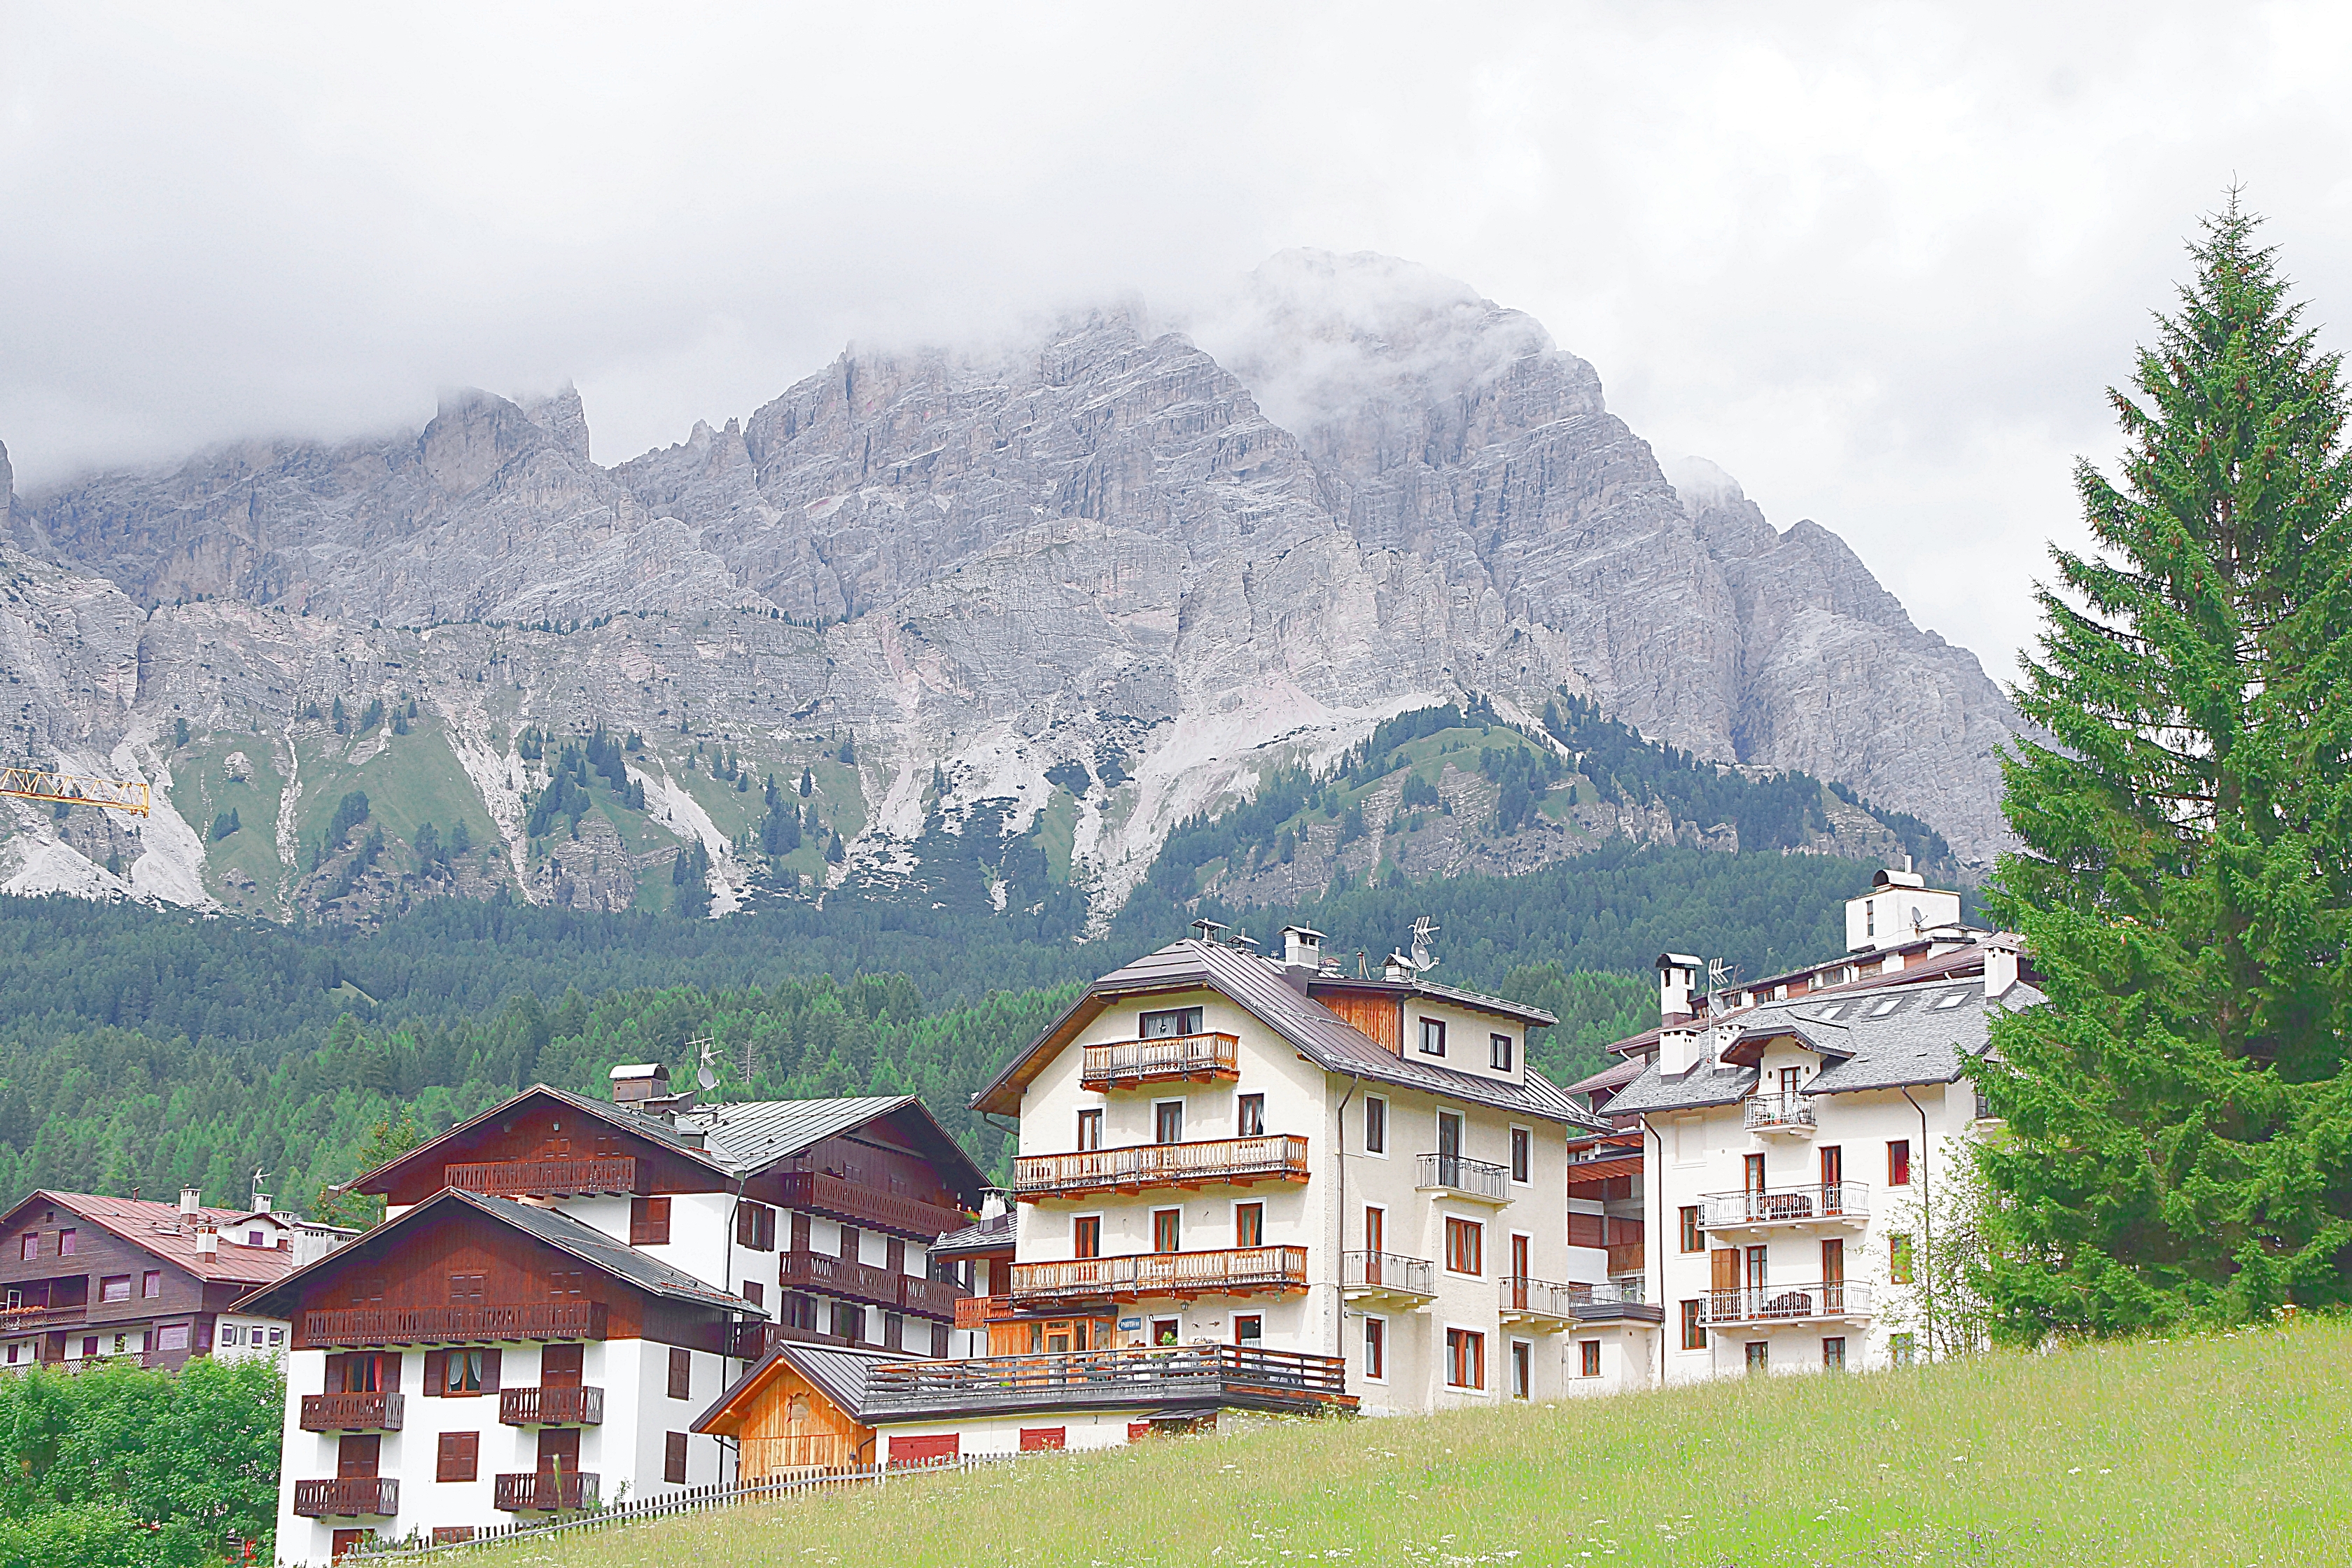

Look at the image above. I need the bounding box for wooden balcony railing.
[493,1473,598,1512]
[1415,1152,1511,1202]
[0,1303,85,1331]
[778,1250,910,1310]
[443,1156,639,1198]
[863,1343,1354,1420]
[1339,1250,1436,1301]
[1606,1240,1646,1276]
[292,1478,399,1518]
[1079,1033,1240,1091]
[1743,1095,1817,1134]
[1703,1281,1871,1324]
[1015,1135,1310,1200]
[774,1170,969,1243]
[953,1295,1021,1331]
[498,1385,605,1426]
[898,1275,966,1323]
[297,1301,606,1350]
[1698,1182,1869,1231]
[299,1392,405,1432]
[1009,1246,1307,1305]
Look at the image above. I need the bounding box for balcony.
[1015,1135,1311,1200]
[493,1473,599,1512]
[898,1275,966,1323]
[862,1343,1354,1421]
[296,1301,606,1350]
[1571,1280,1662,1324]
[443,1156,638,1198]
[498,1386,605,1426]
[954,1295,1021,1331]
[1744,1095,1817,1138]
[298,1392,405,1432]
[1698,1182,1870,1234]
[1080,1033,1240,1092]
[1008,1246,1308,1306]
[1415,1152,1511,1204]
[1497,1276,1586,1329]
[1339,1250,1436,1304]
[292,1478,399,1519]
[775,1170,969,1243]
[0,1303,85,1332]
[778,1250,909,1310]
[1703,1281,1872,1326]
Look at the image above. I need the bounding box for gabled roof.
[353,1084,986,1201]
[972,939,1600,1129]
[1,1191,304,1289]
[692,1338,916,1435]
[230,1187,762,1320]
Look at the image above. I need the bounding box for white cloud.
[7,0,2352,685]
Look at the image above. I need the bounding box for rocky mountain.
[0,251,2024,926]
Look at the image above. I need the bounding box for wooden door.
[537,1427,580,1477]
[1819,1146,1843,1210]
[1710,1247,1741,1317]
[1821,1238,1844,1310]
[540,1344,583,1390]
[1364,1207,1383,1254]
[337,1434,380,1480]
[1509,1234,1530,1309]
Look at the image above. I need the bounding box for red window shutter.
[888,1433,959,1467]
[1126,1421,1152,1443]
[1018,1427,1065,1452]
[478,1348,501,1392]
[423,1350,447,1396]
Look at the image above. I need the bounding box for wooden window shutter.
[423,1349,447,1396]
[791,1211,811,1252]
[379,1352,402,1392]
[436,1432,479,1483]
[1711,1248,1742,1292]
[631,1196,672,1246]
[478,1348,502,1392]
[887,1238,906,1275]
[664,1431,688,1485]
[736,1203,758,1248]
[668,1346,692,1401]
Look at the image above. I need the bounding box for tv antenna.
[1409,916,1440,973]
[1706,958,1738,1016]
[691,1035,721,1094]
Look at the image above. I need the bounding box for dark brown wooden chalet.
[0,1189,302,1370]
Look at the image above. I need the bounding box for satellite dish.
[1410,916,1441,972]
[696,1064,719,1092]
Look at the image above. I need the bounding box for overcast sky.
[5,2,2350,682]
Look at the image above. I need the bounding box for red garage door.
[888,1433,960,1468]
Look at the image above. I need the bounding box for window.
[1152,1317,1180,1347]
[1419,1018,1447,1057]
[1363,1096,1387,1155]
[1887,1140,1911,1186]
[157,1324,190,1352]
[1072,1216,1100,1259]
[1509,1127,1532,1184]
[664,1432,689,1485]
[100,1275,131,1303]
[1680,1299,1707,1350]
[1154,1101,1184,1144]
[742,1280,765,1309]
[736,1202,776,1251]
[219,1326,239,1348]
[1076,1108,1103,1151]
[1889,1333,1917,1368]
[1019,1426,1067,1452]
[1889,1233,1914,1284]
[1935,989,1969,1009]
[1140,1007,1203,1039]
[1236,1093,1265,1138]
[1363,1205,1385,1254]
[15,1235,31,1262]
[441,1348,496,1394]
[1152,1209,1181,1254]
[270,1327,284,1347]
[839,1226,863,1265]
[447,1273,486,1306]
[1679,1206,1704,1254]
[56,1229,73,1256]
[1490,1032,1513,1071]
[1444,1217,1483,1276]
[430,1530,477,1547]
[1579,1338,1602,1378]
[1868,996,1901,1017]
[436,1432,479,1483]
[833,1303,865,1343]
[1363,1317,1385,1380]
[1233,1314,1261,1347]
[1445,1328,1484,1390]
[1745,1341,1770,1373]
[1822,1336,1847,1370]
[549,1269,587,1299]
[668,1347,692,1401]
[1233,1203,1264,1248]
[1436,1110,1464,1161]
[631,1196,673,1245]
[1510,1339,1532,1399]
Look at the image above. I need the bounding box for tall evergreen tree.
[1978,197,2352,1336]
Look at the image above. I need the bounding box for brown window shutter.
[668,1346,692,1401]
[379,1352,402,1392]
[790,1210,811,1252]
[437,1432,479,1483]
[736,1204,756,1247]
[1711,1248,1742,1292]
[886,1238,906,1275]
[664,1431,688,1485]
[479,1348,502,1392]
[930,1322,948,1358]
[759,1206,776,1251]
[423,1349,447,1396]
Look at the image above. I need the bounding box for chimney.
[253,1191,272,1215]
[1984,935,2023,1000]
[609,1063,671,1105]
[1658,1025,1700,1077]
[193,1224,218,1259]
[178,1186,202,1219]
[1657,953,1700,1021]
[979,1191,1008,1223]
[1280,925,1323,972]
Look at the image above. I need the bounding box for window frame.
[630,1195,673,1246]
[141,1270,162,1300]
[667,1346,692,1401]
[1232,1200,1265,1250]
[436,1431,479,1484]
[1679,1205,1704,1254]
[1579,1338,1602,1378]
[1443,1326,1485,1390]
[1139,1007,1203,1040]
[1152,1098,1186,1146]
[1508,1126,1532,1185]
[1679,1298,1707,1351]
[99,1275,132,1304]
[1072,1214,1102,1260]
[1821,1336,1847,1370]
[1075,1107,1104,1152]
[1887,1139,1912,1187]
[1509,1337,1532,1399]
[1490,1032,1514,1071]
[1231,1313,1262,1348]
[1236,1092,1266,1139]
[1889,1232,1914,1284]
[1418,1017,1447,1058]
[1151,1208,1181,1255]
[56,1228,74,1257]
[1362,1314,1387,1382]
[1362,1095,1387,1156]
[1443,1217,1484,1278]
[664,1431,689,1485]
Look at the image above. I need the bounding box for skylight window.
[1815,1004,1844,1021]
[1868,997,1902,1018]
[1933,990,1970,1010]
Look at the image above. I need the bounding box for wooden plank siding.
[732,1362,875,1478]
[1318,993,1403,1056]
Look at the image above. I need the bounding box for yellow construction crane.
[0,768,150,816]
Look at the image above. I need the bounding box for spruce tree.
[1978,197,2352,1335]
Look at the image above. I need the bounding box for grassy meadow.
[475,1317,2351,1568]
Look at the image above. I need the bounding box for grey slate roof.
[930,1210,1015,1255]
[1604,969,2045,1116]
[995,939,1602,1130]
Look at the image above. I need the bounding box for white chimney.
[1658,1026,1700,1077]
[1280,925,1324,972]
[193,1224,218,1259]
[1984,936,2022,1000]
[178,1186,202,1218]
[253,1191,272,1215]
[979,1191,1008,1223]
[1657,953,1700,1021]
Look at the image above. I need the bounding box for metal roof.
[692,1338,917,1434]
[13,1192,305,1289]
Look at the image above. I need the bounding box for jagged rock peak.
[515,382,593,465]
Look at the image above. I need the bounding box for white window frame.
[1229,1198,1266,1250]
[1140,1007,1203,1039]
[1508,1337,1532,1399]
[1151,1098,1186,1145]
[1362,1095,1388,1157]
[1070,1211,1105,1261]
[1443,1323,1487,1390]
[1508,1125,1532,1185]
[1361,1312,1388,1383]
[1443,1215,1485,1280]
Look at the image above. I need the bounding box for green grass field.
[479,1319,2351,1567]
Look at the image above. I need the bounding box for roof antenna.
[1410,916,1440,974]
[1706,958,1737,1016]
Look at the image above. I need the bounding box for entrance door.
[537,1427,580,1507]
[540,1344,583,1390]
